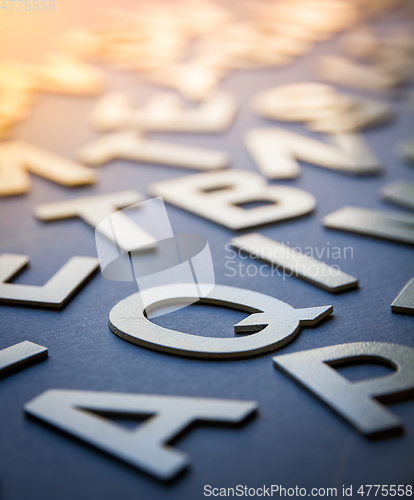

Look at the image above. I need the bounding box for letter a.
[24,390,257,480]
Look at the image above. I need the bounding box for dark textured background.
[0,2,413,499]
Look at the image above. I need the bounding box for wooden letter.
[391,277,414,315]
[150,170,316,230]
[78,131,229,171]
[231,233,358,292]
[109,284,332,358]
[0,341,47,376]
[273,342,414,437]
[245,128,381,179]
[34,191,155,253]
[0,141,97,196]
[317,56,401,92]
[24,390,257,480]
[0,254,98,308]
[381,180,414,211]
[323,206,414,245]
[93,91,238,133]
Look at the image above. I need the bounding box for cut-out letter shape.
[273,342,414,437]
[306,98,393,134]
[0,341,47,376]
[317,56,401,92]
[0,141,98,196]
[150,170,316,230]
[252,83,353,123]
[109,284,332,358]
[391,277,414,315]
[93,91,238,133]
[323,206,414,246]
[0,254,98,308]
[401,139,414,163]
[24,390,257,480]
[34,191,155,253]
[143,62,224,102]
[245,128,381,179]
[341,25,380,60]
[252,83,393,134]
[37,52,103,96]
[231,233,358,293]
[78,131,229,171]
[381,180,414,211]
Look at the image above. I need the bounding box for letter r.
[273,342,414,437]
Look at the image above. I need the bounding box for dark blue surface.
[0,9,414,500]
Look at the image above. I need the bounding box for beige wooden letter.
[34,191,155,253]
[245,128,381,179]
[0,141,97,196]
[78,131,229,171]
[150,170,316,230]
